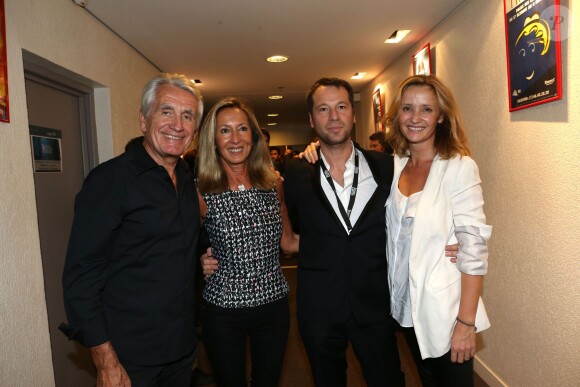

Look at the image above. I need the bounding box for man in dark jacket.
[283,78,404,386]
[60,73,203,387]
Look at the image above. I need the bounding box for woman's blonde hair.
[383,75,471,159]
[196,97,276,193]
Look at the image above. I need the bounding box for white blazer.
[386,155,492,359]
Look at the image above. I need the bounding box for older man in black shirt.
[60,73,203,387]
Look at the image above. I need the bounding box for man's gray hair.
[140,73,204,127]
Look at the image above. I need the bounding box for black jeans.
[123,349,196,387]
[203,297,290,387]
[401,325,474,387]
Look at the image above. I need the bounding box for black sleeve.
[59,166,123,347]
[283,158,301,234]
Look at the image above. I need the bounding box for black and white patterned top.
[202,188,289,308]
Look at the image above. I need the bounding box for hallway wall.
[357,1,579,386]
[0,0,158,385]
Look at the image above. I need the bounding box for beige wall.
[0,0,158,385]
[269,123,316,147]
[358,1,579,386]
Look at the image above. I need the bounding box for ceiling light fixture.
[351,72,366,80]
[266,55,289,63]
[267,113,279,117]
[385,29,411,44]
[269,95,283,100]
[267,122,277,126]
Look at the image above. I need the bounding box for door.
[25,74,96,386]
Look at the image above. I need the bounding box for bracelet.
[456,317,478,332]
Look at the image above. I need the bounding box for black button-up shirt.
[60,138,201,366]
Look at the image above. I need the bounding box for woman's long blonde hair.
[196,97,276,193]
[383,75,471,159]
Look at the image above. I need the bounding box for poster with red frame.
[372,88,383,132]
[412,43,432,75]
[0,0,9,122]
[504,0,562,111]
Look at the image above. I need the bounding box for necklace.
[237,184,246,191]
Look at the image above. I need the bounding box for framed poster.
[504,0,562,111]
[0,0,9,122]
[30,126,63,173]
[413,43,432,75]
[372,88,383,132]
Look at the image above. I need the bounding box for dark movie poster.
[504,0,562,111]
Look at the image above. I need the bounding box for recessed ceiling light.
[351,72,366,80]
[267,122,277,126]
[267,113,279,117]
[266,55,289,63]
[269,95,284,100]
[385,30,411,44]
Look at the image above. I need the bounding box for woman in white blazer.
[383,75,491,387]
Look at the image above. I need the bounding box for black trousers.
[401,325,474,387]
[122,349,196,387]
[298,317,405,387]
[202,297,290,387]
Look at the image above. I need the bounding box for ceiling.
[82,0,466,132]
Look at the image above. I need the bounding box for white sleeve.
[450,157,492,275]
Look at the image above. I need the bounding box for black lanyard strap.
[319,151,359,233]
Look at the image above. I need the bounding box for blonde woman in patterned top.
[196,97,298,387]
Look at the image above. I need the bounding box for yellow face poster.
[504,0,562,111]
[0,0,8,122]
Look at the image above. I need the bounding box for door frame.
[23,50,99,174]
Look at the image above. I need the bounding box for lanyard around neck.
[319,151,360,233]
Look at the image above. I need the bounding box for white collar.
[320,141,356,169]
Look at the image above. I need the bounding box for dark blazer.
[284,144,394,326]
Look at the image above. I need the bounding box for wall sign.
[30,126,63,173]
[413,43,432,75]
[0,0,9,122]
[372,88,383,132]
[504,0,562,111]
